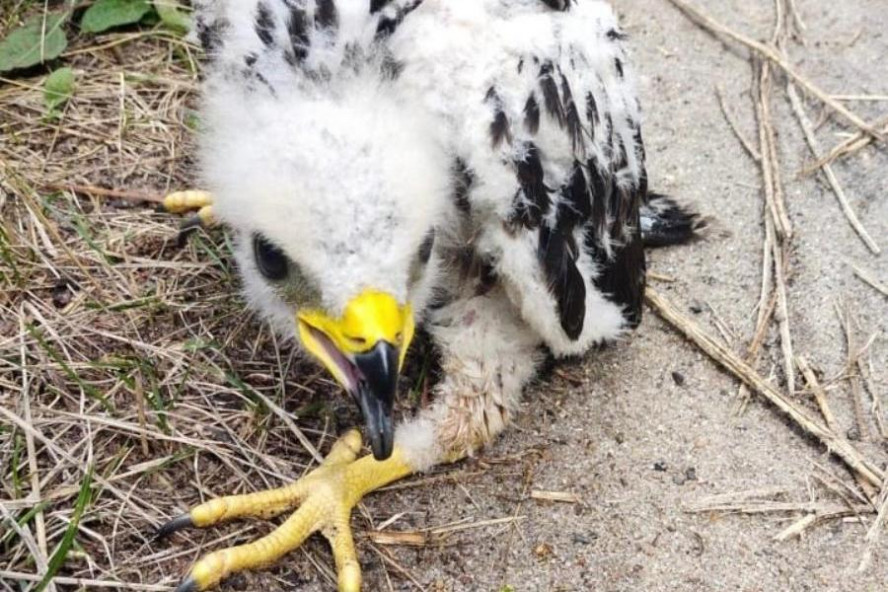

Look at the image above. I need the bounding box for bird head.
[297,289,414,460]
[200,77,449,460]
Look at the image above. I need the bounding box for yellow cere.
[297,290,415,383]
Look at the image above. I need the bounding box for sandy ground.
[360,1,888,590]
[1,1,887,591]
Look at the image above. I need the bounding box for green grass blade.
[34,466,93,592]
[26,325,115,412]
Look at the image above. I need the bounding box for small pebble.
[227,573,248,589]
[847,427,861,441]
[671,371,686,386]
[572,533,598,545]
[672,467,697,485]
[51,278,78,309]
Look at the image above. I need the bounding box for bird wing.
[391,0,648,354]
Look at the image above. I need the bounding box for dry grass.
[0,9,391,591]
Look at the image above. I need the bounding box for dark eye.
[253,234,289,280]
[418,230,435,265]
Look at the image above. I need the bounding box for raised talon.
[164,429,412,592]
[162,190,216,244]
[154,513,194,542]
[174,576,199,592]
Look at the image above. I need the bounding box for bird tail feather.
[640,193,704,248]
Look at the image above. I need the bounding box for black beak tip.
[354,341,399,461]
[369,431,394,461]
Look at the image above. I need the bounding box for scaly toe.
[162,190,214,214]
[337,559,362,592]
[161,433,412,591]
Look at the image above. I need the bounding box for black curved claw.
[174,576,199,592]
[154,513,194,542]
[176,215,204,247]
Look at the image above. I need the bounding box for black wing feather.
[560,74,584,154]
[524,93,541,134]
[592,198,645,327]
[286,5,310,64]
[487,88,513,148]
[316,0,338,30]
[510,144,551,229]
[539,224,587,339]
[561,162,591,224]
[539,63,566,128]
[254,2,275,46]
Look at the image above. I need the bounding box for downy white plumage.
[156,3,703,590]
[194,0,695,473]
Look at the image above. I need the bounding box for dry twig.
[795,356,838,433]
[755,63,796,394]
[715,85,762,162]
[803,115,888,174]
[836,303,871,442]
[18,312,51,578]
[851,263,888,299]
[756,65,793,240]
[530,490,582,504]
[666,0,885,140]
[41,184,165,205]
[860,477,888,572]
[786,84,880,254]
[645,287,883,489]
[0,571,171,591]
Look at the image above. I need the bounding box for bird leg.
[159,292,541,590]
[424,287,543,461]
[158,430,412,592]
[162,190,216,243]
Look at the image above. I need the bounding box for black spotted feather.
[474,18,657,341]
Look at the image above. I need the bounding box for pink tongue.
[310,326,361,391]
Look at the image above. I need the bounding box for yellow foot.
[161,190,215,244]
[157,430,412,592]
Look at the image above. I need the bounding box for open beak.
[296,290,415,460]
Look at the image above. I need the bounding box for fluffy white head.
[200,71,451,337]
